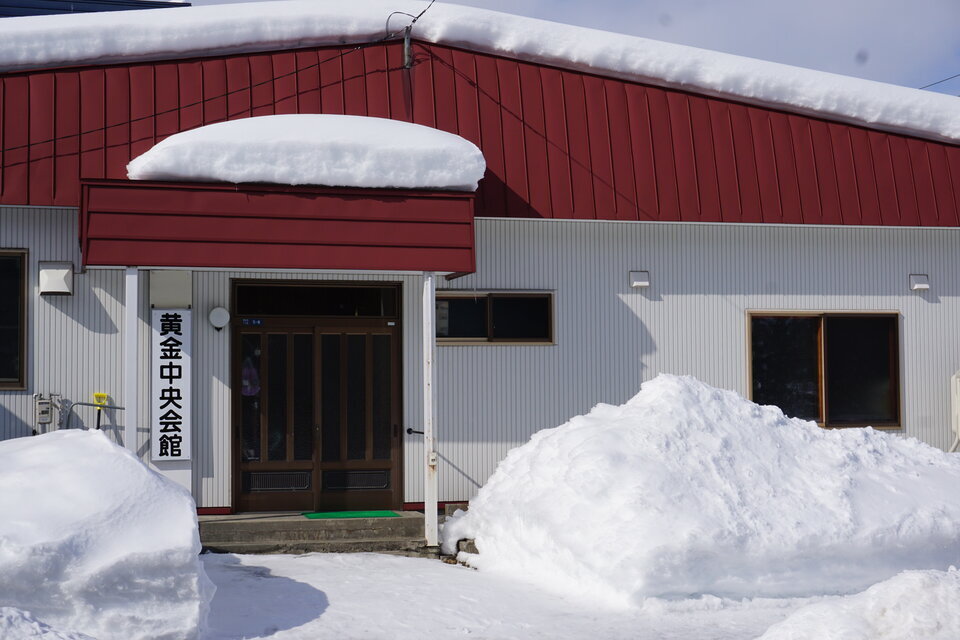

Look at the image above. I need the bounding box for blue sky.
[190,0,960,95]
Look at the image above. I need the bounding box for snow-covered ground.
[759,568,960,640]
[0,431,213,640]
[201,552,807,640]
[443,375,960,604]
[6,377,960,639]
[199,376,960,639]
[201,554,960,640]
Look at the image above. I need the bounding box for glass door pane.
[239,334,262,462]
[372,334,392,460]
[266,334,288,461]
[320,334,341,462]
[293,334,314,460]
[346,335,367,460]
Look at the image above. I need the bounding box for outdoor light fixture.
[909,274,930,291]
[208,307,230,331]
[629,270,651,288]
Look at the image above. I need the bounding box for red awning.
[80,180,476,272]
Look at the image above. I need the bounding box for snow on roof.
[126,114,487,190]
[2,0,960,145]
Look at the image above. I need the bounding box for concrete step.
[199,515,423,543]
[202,538,437,557]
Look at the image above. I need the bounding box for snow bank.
[0,2,959,144]
[442,374,960,605]
[0,608,93,640]
[126,114,486,190]
[0,430,214,640]
[757,569,960,640]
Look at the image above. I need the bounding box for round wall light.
[209,307,230,331]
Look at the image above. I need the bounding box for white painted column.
[123,267,139,453]
[422,272,439,547]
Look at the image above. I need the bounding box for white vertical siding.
[0,207,126,445]
[435,218,960,502]
[5,208,960,508]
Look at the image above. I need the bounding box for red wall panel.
[80,180,475,272]
[2,40,960,227]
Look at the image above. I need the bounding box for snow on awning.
[126,114,487,192]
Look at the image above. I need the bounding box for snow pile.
[442,374,960,605]
[126,114,486,191]
[1,2,959,144]
[0,609,93,640]
[0,430,214,640]
[757,569,960,640]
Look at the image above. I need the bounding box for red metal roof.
[4,40,960,226]
[80,180,476,271]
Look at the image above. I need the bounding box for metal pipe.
[124,268,139,452]
[65,402,126,430]
[422,271,439,547]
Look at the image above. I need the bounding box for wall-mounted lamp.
[38,262,74,295]
[208,307,230,331]
[909,274,930,291]
[629,270,651,288]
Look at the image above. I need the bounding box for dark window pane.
[751,316,821,421]
[372,335,392,460]
[266,334,287,461]
[825,316,898,424]
[346,335,366,460]
[437,298,486,338]
[321,335,341,462]
[293,334,314,461]
[0,254,23,383]
[491,296,551,340]
[239,334,262,462]
[236,285,398,317]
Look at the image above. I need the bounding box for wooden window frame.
[0,250,27,390]
[747,311,901,430]
[436,291,555,345]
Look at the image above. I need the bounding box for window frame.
[0,249,27,390]
[747,311,901,430]
[436,291,555,345]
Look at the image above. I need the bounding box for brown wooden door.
[234,322,402,512]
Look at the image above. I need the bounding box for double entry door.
[234,315,402,512]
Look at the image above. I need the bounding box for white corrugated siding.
[434,218,960,502]
[4,208,960,507]
[0,207,126,445]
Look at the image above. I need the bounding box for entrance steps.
[199,511,437,558]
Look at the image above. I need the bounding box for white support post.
[422,271,439,547]
[123,267,139,453]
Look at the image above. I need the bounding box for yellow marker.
[93,393,108,431]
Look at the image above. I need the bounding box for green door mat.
[301,510,400,519]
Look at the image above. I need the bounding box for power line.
[918,71,960,90]
[0,4,436,162]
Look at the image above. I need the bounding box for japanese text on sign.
[151,309,191,460]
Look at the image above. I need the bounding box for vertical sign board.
[151,309,192,461]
